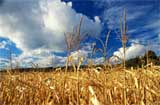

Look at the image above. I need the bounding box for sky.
[0,0,160,69]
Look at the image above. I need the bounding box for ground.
[0,67,160,105]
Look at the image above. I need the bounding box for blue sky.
[0,0,160,68]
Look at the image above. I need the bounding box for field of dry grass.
[0,67,160,105]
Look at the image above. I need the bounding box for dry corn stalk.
[88,86,100,105]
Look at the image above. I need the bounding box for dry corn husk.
[88,86,100,105]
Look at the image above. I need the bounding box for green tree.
[126,57,141,68]
[144,50,157,65]
[144,50,157,59]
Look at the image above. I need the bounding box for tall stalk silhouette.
[64,17,84,72]
[64,17,87,105]
[92,30,111,69]
[120,9,128,105]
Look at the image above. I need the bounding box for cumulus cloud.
[0,0,102,53]
[12,48,65,68]
[67,2,72,7]
[71,43,92,57]
[0,40,7,49]
[12,43,92,68]
[112,43,146,61]
[94,16,101,23]
[0,39,13,50]
[93,57,104,64]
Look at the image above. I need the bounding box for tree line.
[126,50,160,68]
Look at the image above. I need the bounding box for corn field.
[0,66,160,105]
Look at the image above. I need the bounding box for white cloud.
[0,39,13,50]
[0,40,7,49]
[68,43,92,64]
[0,0,102,53]
[94,57,104,64]
[94,16,101,23]
[11,48,66,68]
[112,43,146,61]
[11,43,92,68]
[70,50,89,61]
[67,2,72,7]
[0,42,93,68]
